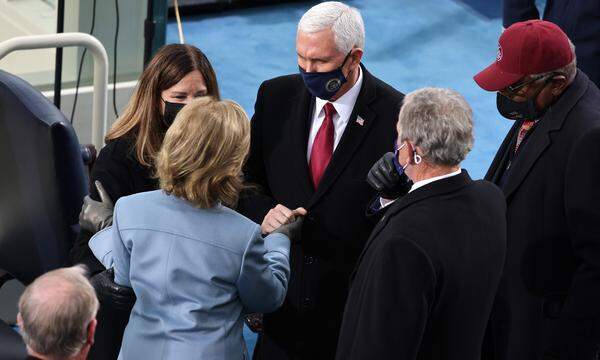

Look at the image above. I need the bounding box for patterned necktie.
[309,102,336,189]
[514,119,535,153]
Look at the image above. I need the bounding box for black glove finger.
[367,170,385,191]
[379,164,399,185]
[372,167,395,189]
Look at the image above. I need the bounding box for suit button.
[302,297,312,309]
[305,256,314,265]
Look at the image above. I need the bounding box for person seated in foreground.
[17,265,99,360]
[89,97,301,360]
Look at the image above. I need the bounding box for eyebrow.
[297,52,330,63]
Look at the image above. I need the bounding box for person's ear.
[87,318,98,345]
[16,313,23,329]
[412,145,423,165]
[404,141,416,165]
[349,48,363,68]
[550,74,568,96]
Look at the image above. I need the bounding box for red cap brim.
[473,62,524,92]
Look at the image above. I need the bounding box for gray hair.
[398,88,474,167]
[531,39,577,83]
[298,1,365,54]
[18,265,99,359]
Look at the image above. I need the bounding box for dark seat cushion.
[0,320,27,360]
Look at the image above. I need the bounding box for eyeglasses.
[503,73,561,97]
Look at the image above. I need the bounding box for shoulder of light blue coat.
[90,190,268,266]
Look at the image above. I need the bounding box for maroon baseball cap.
[474,20,574,91]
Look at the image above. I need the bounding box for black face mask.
[496,76,553,121]
[162,100,186,127]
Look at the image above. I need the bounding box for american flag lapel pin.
[356,116,365,126]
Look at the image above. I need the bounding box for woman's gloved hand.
[80,180,114,233]
[272,217,304,244]
[90,268,136,312]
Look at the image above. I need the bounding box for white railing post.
[0,33,109,149]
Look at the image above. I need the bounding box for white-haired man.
[17,266,99,360]
[238,2,404,359]
[337,88,506,360]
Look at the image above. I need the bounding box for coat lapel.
[485,120,520,183]
[351,170,473,280]
[289,87,315,200]
[502,70,590,200]
[307,65,377,208]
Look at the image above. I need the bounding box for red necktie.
[309,102,336,189]
[514,120,535,153]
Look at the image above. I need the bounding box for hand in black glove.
[90,268,136,312]
[272,217,304,244]
[367,152,411,200]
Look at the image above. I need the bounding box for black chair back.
[0,70,87,285]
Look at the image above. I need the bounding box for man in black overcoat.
[237,2,404,359]
[336,87,507,360]
[474,20,600,359]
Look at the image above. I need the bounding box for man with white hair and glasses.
[336,87,506,360]
[238,2,404,358]
[474,20,600,360]
[17,266,99,360]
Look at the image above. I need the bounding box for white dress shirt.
[409,168,462,193]
[380,169,463,208]
[307,67,364,161]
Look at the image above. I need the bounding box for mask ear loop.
[413,152,422,165]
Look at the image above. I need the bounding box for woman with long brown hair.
[73,43,219,269]
[71,43,219,359]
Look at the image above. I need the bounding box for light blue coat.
[89,190,290,360]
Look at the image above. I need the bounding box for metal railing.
[0,33,109,149]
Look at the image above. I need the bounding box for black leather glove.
[90,268,136,312]
[367,152,411,199]
[272,217,304,244]
[79,181,114,234]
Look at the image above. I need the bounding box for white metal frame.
[0,33,109,149]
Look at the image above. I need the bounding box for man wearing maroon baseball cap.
[475,20,600,360]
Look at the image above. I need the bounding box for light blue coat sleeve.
[88,201,132,287]
[236,228,291,313]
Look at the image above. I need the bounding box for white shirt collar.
[315,66,363,121]
[409,169,463,193]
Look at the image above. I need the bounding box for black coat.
[503,0,600,87]
[484,71,600,359]
[336,171,506,360]
[70,136,158,273]
[237,65,404,359]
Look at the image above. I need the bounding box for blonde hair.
[156,97,250,208]
[106,44,220,167]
